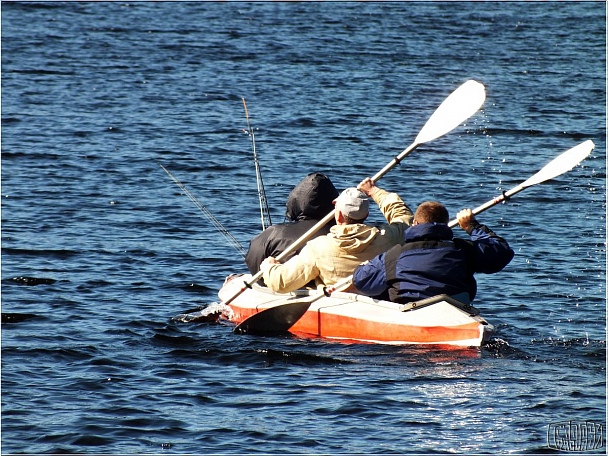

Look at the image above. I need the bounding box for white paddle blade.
[415,80,486,144]
[521,140,595,188]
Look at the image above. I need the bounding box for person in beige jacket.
[259,177,413,293]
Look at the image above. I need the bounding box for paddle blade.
[521,140,595,188]
[234,301,312,334]
[415,80,486,144]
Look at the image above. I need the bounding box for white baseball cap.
[334,187,369,220]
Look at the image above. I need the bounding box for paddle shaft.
[339,183,527,292]
[340,141,595,292]
[268,137,427,260]
[371,142,419,182]
[447,184,524,229]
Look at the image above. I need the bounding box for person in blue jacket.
[352,201,514,304]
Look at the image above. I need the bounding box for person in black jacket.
[353,201,514,304]
[245,172,339,275]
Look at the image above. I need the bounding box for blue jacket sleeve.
[353,253,389,296]
[468,224,514,274]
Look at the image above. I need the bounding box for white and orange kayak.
[218,274,494,347]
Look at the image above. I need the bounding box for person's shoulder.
[307,230,331,243]
[301,232,333,253]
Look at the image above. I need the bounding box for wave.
[481,127,592,140]
[1,313,38,323]
[2,248,79,259]
[171,302,229,323]
[4,276,57,286]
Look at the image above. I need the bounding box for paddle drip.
[447,140,595,228]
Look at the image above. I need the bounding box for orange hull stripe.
[290,311,481,343]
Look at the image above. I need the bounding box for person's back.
[353,201,514,303]
[260,178,414,292]
[245,172,338,274]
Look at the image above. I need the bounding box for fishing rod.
[242,97,272,230]
[159,163,248,259]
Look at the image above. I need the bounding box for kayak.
[218,274,494,347]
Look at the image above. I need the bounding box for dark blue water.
[2,2,605,454]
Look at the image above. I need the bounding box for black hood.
[285,172,339,222]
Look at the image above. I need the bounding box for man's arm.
[358,177,413,226]
[457,209,514,274]
[353,255,389,297]
[260,245,320,293]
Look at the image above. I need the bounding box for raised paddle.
[446,139,595,227]
[372,79,486,182]
[222,79,486,306]
[235,139,594,334]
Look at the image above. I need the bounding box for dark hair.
[343,214,367,225]
[414,201,449,224]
